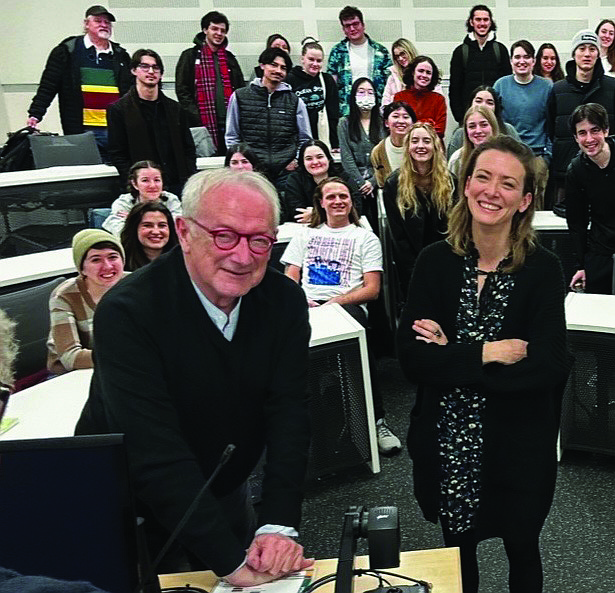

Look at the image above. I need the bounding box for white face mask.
[356,95,376,110]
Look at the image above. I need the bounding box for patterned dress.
[438,251,515,533]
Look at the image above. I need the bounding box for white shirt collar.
[84,34,113,54]
[190,280,242,341]
[469,30,495,47]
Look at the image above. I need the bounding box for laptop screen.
[0,434,141,593]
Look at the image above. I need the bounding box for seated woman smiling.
[284,139,359,223]
[120,202,179,271]
[103,160,181,236]
[47,229,127,375]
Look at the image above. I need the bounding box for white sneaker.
[376,418,401,456]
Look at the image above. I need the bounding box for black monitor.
[0,434,142,593]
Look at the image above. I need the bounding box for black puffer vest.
[235,83,299,177]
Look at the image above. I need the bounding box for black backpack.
[0,127,57,172]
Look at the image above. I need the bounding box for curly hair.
[466,5,496,33]
[402,55,440,92]
[396,122,453,218]
[448,135,537,273]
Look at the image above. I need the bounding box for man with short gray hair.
[76,168,313,585]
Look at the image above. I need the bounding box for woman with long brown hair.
[397,135,570,593]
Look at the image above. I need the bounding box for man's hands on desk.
[225,534,314,587]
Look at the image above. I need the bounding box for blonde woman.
[382,122,453,292]
[382,38,418,106]
[448,105,499,179]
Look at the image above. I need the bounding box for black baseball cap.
[85,5,116,22]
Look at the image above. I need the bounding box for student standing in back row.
[175,11,245,156]
[494,40,551,162]
[287,38,340,150]
[327,5,391,117]
[26,5,132,161]
[448,4,511,125]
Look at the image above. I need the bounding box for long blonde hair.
[397,122,453,217]
[448,136,537,273]
[391,38,418,80]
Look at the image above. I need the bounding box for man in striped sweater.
[26,5,132,161]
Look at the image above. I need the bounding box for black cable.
[303,568,429,593]
[356,569,432,590]
[161,587,209,593]
[359,570,391,587]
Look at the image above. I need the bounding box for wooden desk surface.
[159,548,462,593]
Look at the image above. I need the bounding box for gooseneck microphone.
[138,443,236,593]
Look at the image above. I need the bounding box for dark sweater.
[106,87,197,188]
[397,241,570,538]
[448,35,511,123]
[566,136,615,268]
[75,247,311,576]
[28,36,132,135]
[382,170,448,294]
[286,66,340,148]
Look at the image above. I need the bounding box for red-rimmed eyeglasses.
[186,217,275,255]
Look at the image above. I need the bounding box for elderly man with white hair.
[76,169,313,584]
[26,5,132,160]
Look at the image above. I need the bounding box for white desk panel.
[1,369,92,441]
[0,248,74,288]
[565,292,615,334]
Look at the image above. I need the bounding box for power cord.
[302,568,431,593]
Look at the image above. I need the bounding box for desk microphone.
[138,443,236,593]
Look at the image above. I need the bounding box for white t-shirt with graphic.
[281,223,383,311]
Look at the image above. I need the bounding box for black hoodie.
[286,66,340,148]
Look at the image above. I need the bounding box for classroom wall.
[0,0,612,139]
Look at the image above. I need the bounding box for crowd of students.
[7,4,615,593]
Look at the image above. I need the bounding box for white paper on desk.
[212,569,313,593]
